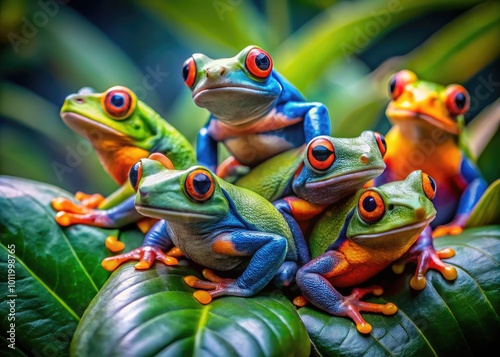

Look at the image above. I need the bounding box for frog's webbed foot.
[105,236,125,253]
[101,245,178,271]
[184,269,238,304]
[74,191,105,208]
[432,214,469,238]
[393,228,457,290]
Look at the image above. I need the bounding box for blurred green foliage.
[0,0,498,196]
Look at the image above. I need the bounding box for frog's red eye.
[245,48,273,79]
[307,137,335,171]
[186,169,215,202]
[358,190,385,223]
[182,57,197,88]
[374,132,387,157]
[421,172,436,200]
[103,87,134,119]
[444,85,469,116]
[129,161,142,191]
[388,70,417,100]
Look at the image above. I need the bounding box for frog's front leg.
[196,124,219,173]
[101,220,178,271]
[433,159,487,237]
[283,102,331,142]
[273,197,327,265]
[295,251,397,334]
[184,231,290,304]
[393,226,457,290]
[54,196,142,228]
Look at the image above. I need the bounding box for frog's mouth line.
[350,215,436,240]
[387,108,459,135]
[61,112,129,140]
[305,167,385,191]
[135,205,215,222]
[193,85,276,99]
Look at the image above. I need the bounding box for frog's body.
[102,155,304,303]
[184,45,331,176]
[296,170,457,334]
[52,87,196,249]
[373,70,487,237]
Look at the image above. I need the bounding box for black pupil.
[255,53,270,71]
[129,162,140,189]
[312,145,333,162]
[428,176,436,192]
[193,173,211,195]
[182,64,189,81]
[110,94,125,108]
[454,92,466,109]
[362,196,377,212]
[389,78,396,94]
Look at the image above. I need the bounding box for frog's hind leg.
[273,261,298,288]
[296,251,397,334]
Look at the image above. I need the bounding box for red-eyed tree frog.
[295,170,457,334]
[182,45,331,178]
[101,154,306,304]
[372,70,487,237]
[51,86,196,250]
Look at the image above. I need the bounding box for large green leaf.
[0,176,142,356]
[71,263,311,357]
[299,225,500,356]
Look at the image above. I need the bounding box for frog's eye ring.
[388,70,417,100]
[186,169,215,202]
[245,48,273,79]
[444,85,470,116]
[374,132,387,157]
[182,57,197,88]
[421,172,437,200]
[129,161,142,192]
[358,190,385,223]
[307,137,335,171]
[103,87,134,119]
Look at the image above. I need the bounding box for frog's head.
[60,86,162,148]
[386,70,469,135]
[292,131,387,205]
[129,155,228,223]
[182,45,282,124]
[347,170,437,253]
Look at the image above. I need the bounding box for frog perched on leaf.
[51,86,196,250]
[183,45,331,179]
[373,70,487,237]
[102,154,308,304]
[295,170,457,334]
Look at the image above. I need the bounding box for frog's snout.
[205,65,227,79]
[65,93,85,104]
[414,207,426,220]
[360,153,372,165]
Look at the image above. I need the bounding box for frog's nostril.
[360,153,371,164]
[74,96,85,104]
[414,207,425,220]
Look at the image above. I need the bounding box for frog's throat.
[135,205,215,223]
[349,215,436,242]
[60,112,129,141]
[193,86,277,124]
[305,167,385,191]
[386,107,459,135]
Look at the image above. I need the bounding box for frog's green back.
[219,179,293,242]
[309,192,361,258]
[140,102,197,169]
[234,147,304,201]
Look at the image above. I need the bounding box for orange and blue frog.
[183,45,331,179]
[372,70,487,237]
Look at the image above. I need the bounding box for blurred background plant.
[1,0,498,196]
